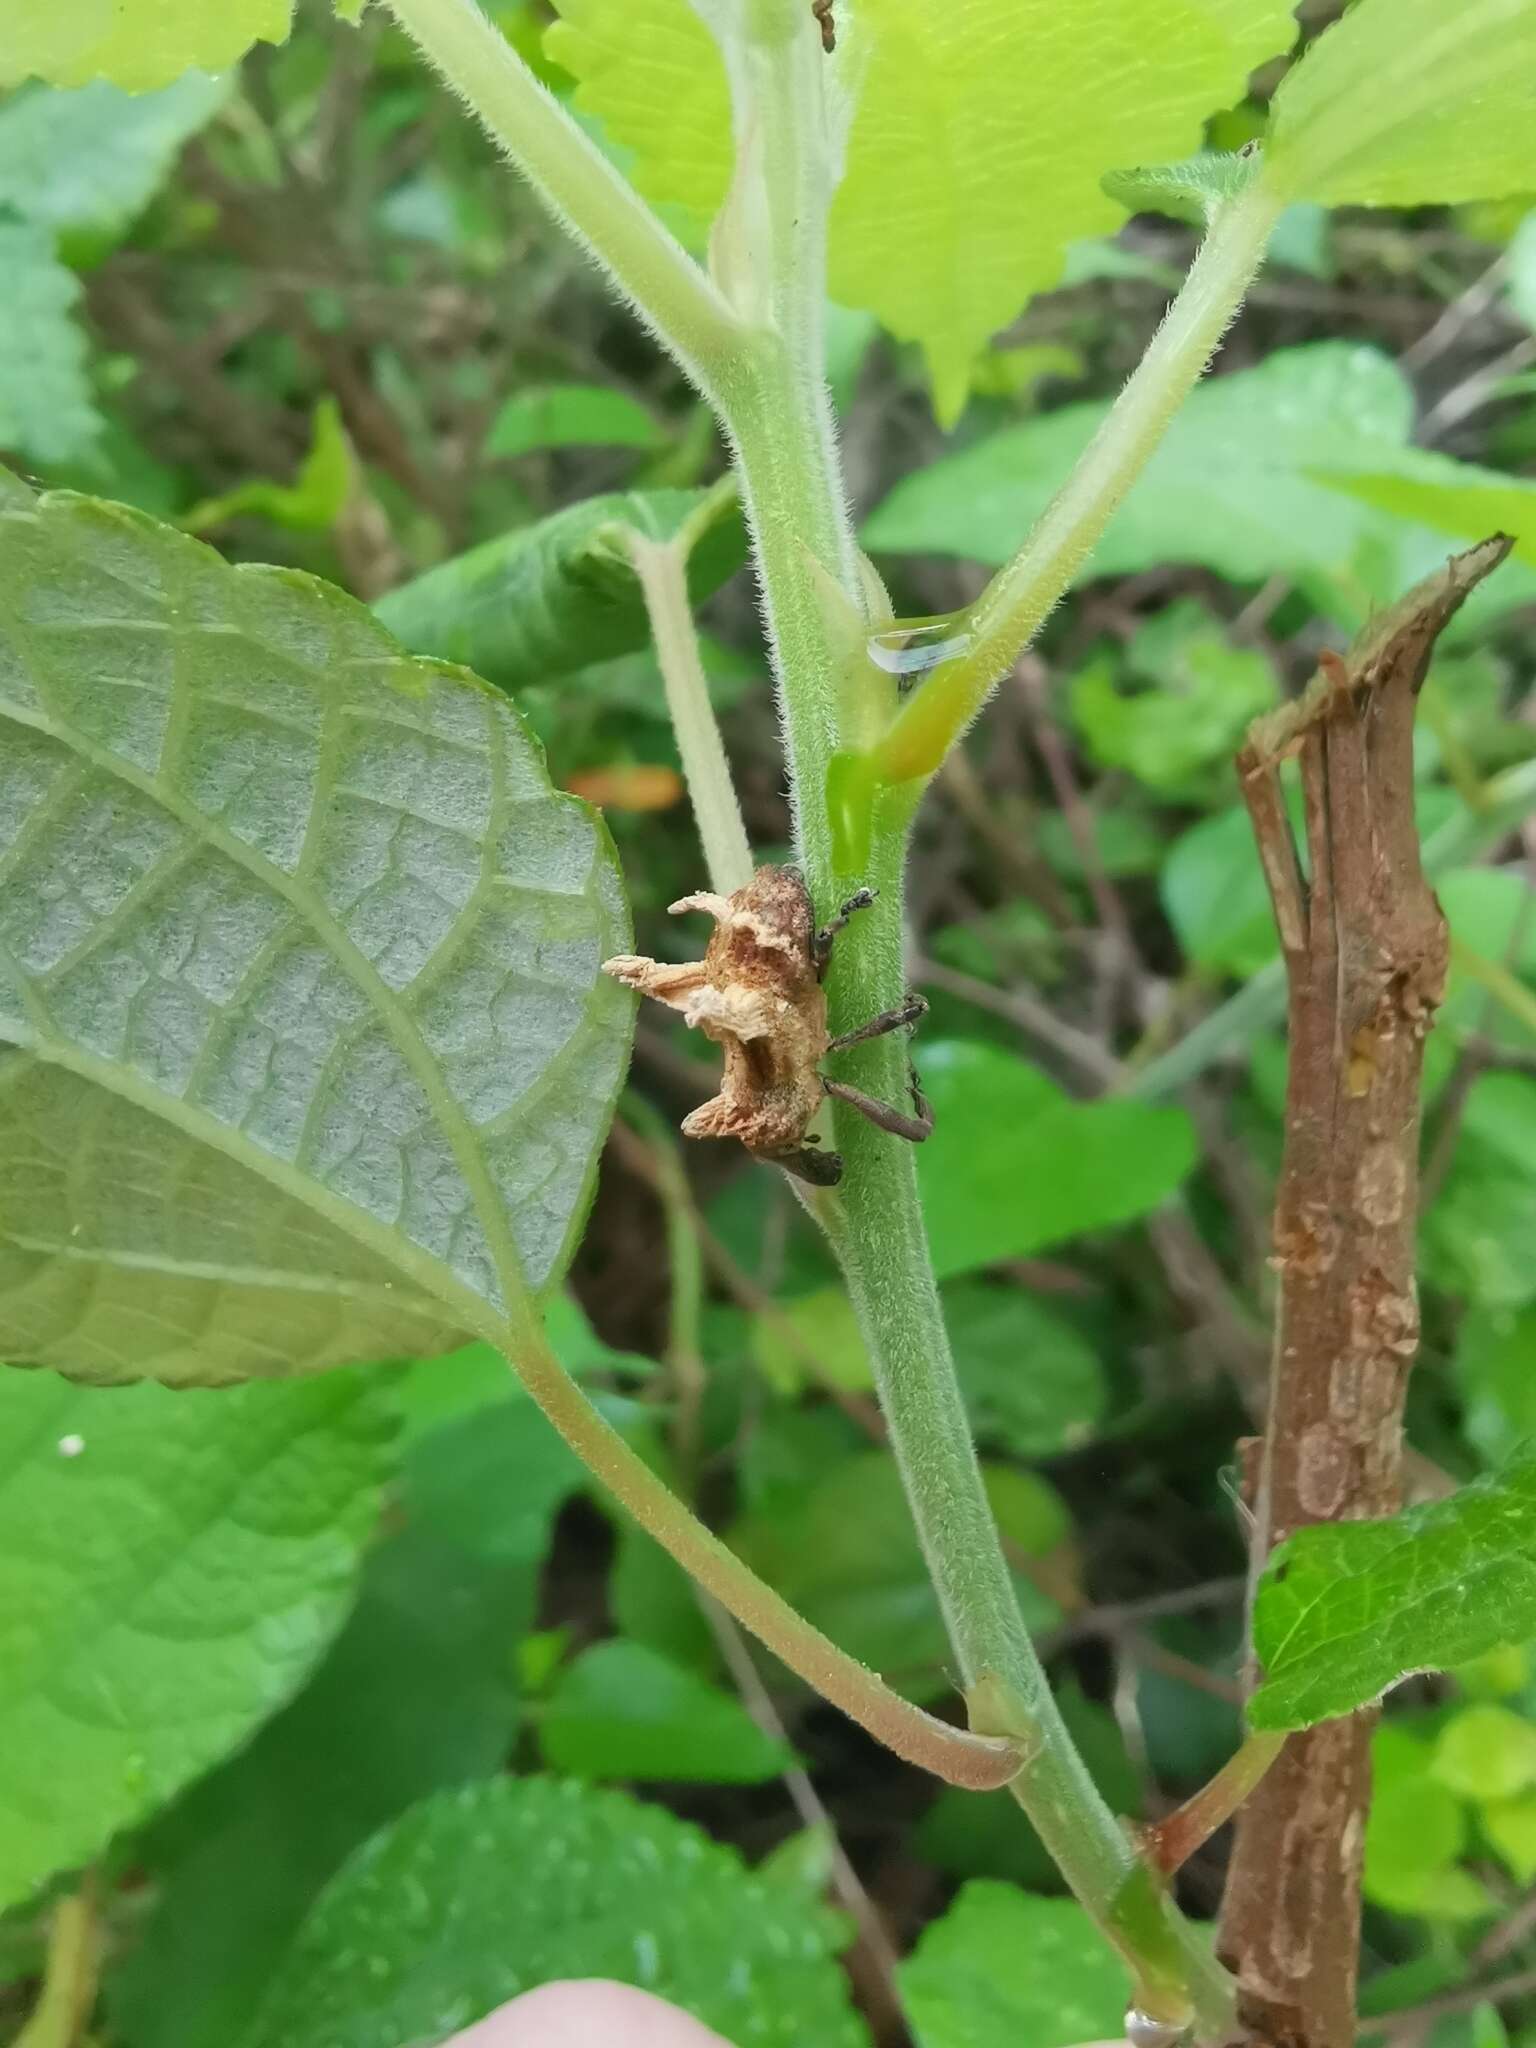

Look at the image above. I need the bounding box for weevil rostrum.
[602,865,931,1187]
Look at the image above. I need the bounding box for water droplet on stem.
[865,612,974,690]
[1125,2008,1190,2048]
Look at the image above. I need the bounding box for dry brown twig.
[1217,537,1514,2048]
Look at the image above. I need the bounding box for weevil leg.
[767,1142,845,1187]
[813,887,877,973]
[828,993,927,1053]
[823,1072,934,1144]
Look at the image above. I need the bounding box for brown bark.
[1218,538,1513,2048]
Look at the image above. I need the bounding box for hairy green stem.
[382,0,1260,2024]
[382,0,742,395]
[872,181,1284,785]
[818,821,1233,2036]
[675,5,1243,2030]
[496,1312,1019,1790]
[713,0,867,877]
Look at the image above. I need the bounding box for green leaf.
[1434,1705,1536,1802]
[0,75,228,243]
[0,220,102,468]
[751,1285,872,1396]
[1438,869,1536,1054]
[0,475,632,1385]
[866,343,1536,622]
[0,1363,390,1911]
[1483,1791,1536,1883]
[1070,599,1276,796]
[543,0,729,219]
[1103,146,1263,226]
[1310,445,1536,569]
[486,382,663,459]
[547,0,1296,422]
[0,0,295,91]
[399,1399,586,1564]
[240,1777,868,2048]
[107,1386,586,2048]
[609,1516,720,1675]
[1508,212,1536,336]
[1263,0,1536,210]
[540,1638,792,1783]
[1424,1075,1536,1309]
[183,400,353,537]
[1168,786,1465,981]
[108,1527,528,2048]
[1249,1449,1536,1731]
[731,1450,1065,1703]
[1163,801,1281,978]
[917,1041,1195,1282]
[899,1881,1129,2048]
[1364,1724,1490,1921]
[945,1281,1107,1458]
[1455,1306,1536,1468]
[372,485,745,698]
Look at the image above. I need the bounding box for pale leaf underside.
[0,474,632,1385]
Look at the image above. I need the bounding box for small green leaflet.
[240,1777,868,2048]
[0,1364,391,1911]
[183,400,354,537]
[1263,0,1536,209]
[1249,1449,1536,1731]
[0,471,632,1386]
[540,1639,793,1783]
[546,0,1297,421]
[0,0,294,91]
[900,1882,1129,2048]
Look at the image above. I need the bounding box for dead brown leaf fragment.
[1219,535,1514,2048]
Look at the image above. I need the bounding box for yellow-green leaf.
[0,0,295,90]
[1264,0,1536,209]
[545,0,1297,421]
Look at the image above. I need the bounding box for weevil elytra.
[602,864,931,1186]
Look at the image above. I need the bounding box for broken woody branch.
[1218,537,1515,2048]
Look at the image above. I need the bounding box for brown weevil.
[602,864,930,1186]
